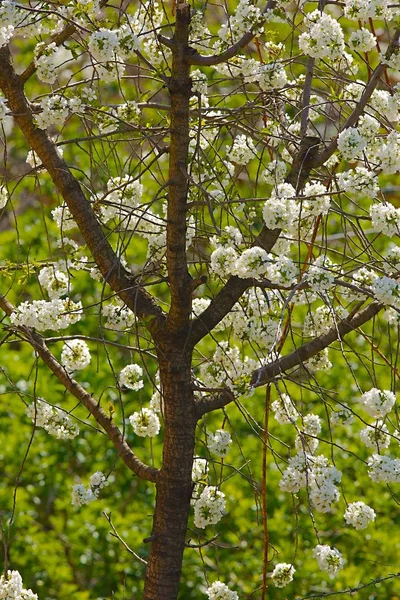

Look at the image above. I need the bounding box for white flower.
[0,94,10,126]
[210,246,238,278]
[206,581,238,600]
[52,205,77,231]
[370,203,400,237]
[0,570,38,600]
[299,11,345,60]
[38,266,69,299]
[271,394,299,424]
[313,544,344,573]
[360,387,396,418]
[344,501,376,530]
[229,134,256,165]
[192,457,208,483]
[261,159,287,185]
[34,95,69,130]
[34,41,59,84]
[368,454,400,483]
[10,298,83,331]
[119,364,144,391]
[71,471,108,506]
[234,247,269,279]
[208,430,232,457]
[61,339,91,372]
[271,563,295,588]
[27,399,79,439]
[337,127,366,160]
[88,28,120,62]
[348,28,376,52]
[194,485,226,528]
[360,421,391,449]
[129,408,160,437]
[0,185,9,209]
[103,302,135,331]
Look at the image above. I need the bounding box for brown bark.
[143,345,196,599]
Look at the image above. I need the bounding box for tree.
[1,0,400,598]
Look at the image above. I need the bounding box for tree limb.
[0,294,159,483]
[0,46,165,335]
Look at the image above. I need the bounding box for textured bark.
[166,2,193,333]
[143,345,196,600]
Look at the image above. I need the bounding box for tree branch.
[165,2,193,333]
[181,0,276,66]
[251,300,383,387]
[0,46,165,334]
[196,300,384,415]
[315,28,400,167]
[189,137,320,346]
[0,294,158,483]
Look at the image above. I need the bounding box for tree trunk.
[143,347,196,600]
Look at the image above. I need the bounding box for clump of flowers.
[271,563,295,588]
[119,363,144,391]
[129,408,160,437]
[71,471,108,506]
[271,393,299,424]
[360,387,396,418]
[206,581,238,600]
[0,570,38,600]
[38,265,69,299]
[194,485,226,528]
[61,339,91,372]
[207,429,232,457]
[26,398,79,439]
[344,501,376,530]
[299,11,345,60]
[103,302,135,331]
[313,544,344,573]
[10,298,83,331]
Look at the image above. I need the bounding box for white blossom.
[360,388,396,418]
[271,563,295,588]
[206,581,238,600]
[129,408,160,437]
[299,11,345,60]
[61,339,91,372]
[313,544,344,573]
[10,298,83,331]
[344,501,376,529]
[0,570,38,600]
[348,28,376,52]
[337,127,366,160]
[368,454,400,482]
[26,398,79,439]
[207,430,232,457]
[194,485,226,528]
[119,363,144,391]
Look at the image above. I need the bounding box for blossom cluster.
[71,471,108,506]
[206,581,238,600]
[26,399,79,439]
[61,339,91,372]
[207,429,232,457]
[313,545,344,573]
[10,298,83,331]
[194,485,226,528]
[280,452,342,513]
[119,363,144,391]
[0,570,38,600]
